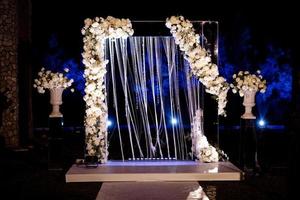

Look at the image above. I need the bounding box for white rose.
[88,149,95,155]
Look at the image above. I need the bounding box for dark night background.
[1,0,299,199]
[31,0,300,127]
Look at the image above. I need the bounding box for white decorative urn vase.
[49,87,64,118]
[241,90,256,119]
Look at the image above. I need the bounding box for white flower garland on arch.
[166,16,229,116]
[82,16,229,163]
[191,109,219,162]
[81,16,134,163]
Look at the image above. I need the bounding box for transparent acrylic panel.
[104,21,219,160]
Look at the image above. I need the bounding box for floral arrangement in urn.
[33,67,74,117]
[230,70,267,97]
[230,70,267,119]
[33,67,74,93]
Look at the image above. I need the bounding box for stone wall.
[0,0,19,147]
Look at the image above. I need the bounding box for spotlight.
[258,119,266,128]
[171,117,178,125]
[107,119,113,127]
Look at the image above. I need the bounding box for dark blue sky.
[31,0,300,58]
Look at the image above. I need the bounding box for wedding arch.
[81,16,229,163]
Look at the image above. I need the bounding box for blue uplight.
[258,119,266,128]
[107,119,113,127]
[171,117,178,125]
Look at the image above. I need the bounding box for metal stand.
[48,117,64,170]
[239,119,260,174]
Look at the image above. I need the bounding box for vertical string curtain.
[105,36,204,160]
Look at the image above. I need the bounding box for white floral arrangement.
[199,145,219,163]
[187,185,209,200]
[230,70,267,97]
[166,16,229,116]
[33,67,74,93]
[82,16,133,163]
[191,109,219,162]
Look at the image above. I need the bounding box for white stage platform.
[66,161,243,182]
